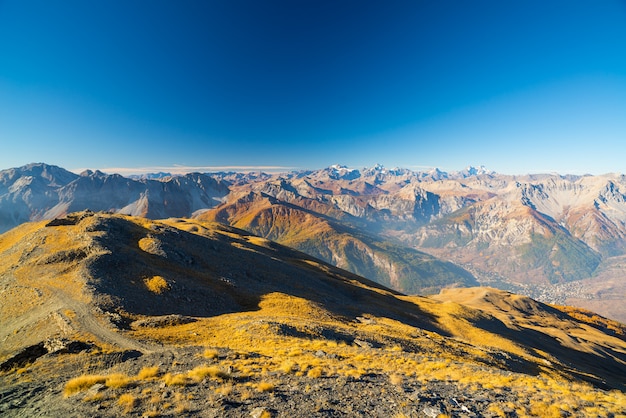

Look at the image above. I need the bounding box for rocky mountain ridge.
[0,163,229,233]
[3,163,626,322]
[199,190,477,294]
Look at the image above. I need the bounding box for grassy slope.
[1,212,626,416]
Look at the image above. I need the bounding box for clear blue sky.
[1,1,625,175]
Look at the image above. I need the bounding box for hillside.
[201,165,626,322]
[3,163,626,323]
[1,212,626,417]
[199,191,477,294]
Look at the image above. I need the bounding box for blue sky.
[1,1,625,175]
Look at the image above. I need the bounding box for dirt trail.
[1,276,162,357]
[51,289,162,354]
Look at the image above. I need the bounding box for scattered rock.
[87,383,105,394]
[131,314,196,328]
[356,316,375,324]
[250,406,269,418]
[43,338,92,354]
[354,339,373,349]
[422,405,443,418]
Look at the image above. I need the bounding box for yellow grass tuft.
[173,392,191,413]
[82,392,106,403]
[389,373,403,386]
[117,393,136,414]
[162,372,189,386]
[64,375,107,397]
[144,275,170,294]
[279,360,296,374]
[529,400,566,418]
[203,348,219,359]
[137,366,160,380]
[187,365,230,382]
[215,383,234,396]
[256,382,275,392]
[487,404,507,417]
[105,373,133,389]
[307,367,323,378]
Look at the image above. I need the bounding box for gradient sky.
[1,1,626,175]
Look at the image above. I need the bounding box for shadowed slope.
[199,191,477,294]
[0,211,442,361]
[1,212,626,397]
[86,214,442,329]
[431,287,626,390]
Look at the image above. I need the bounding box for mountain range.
[1,211,625,416]
[2,162,626,322]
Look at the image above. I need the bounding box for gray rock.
[423,406,442,418]
[250,406,270,418]
[354,339,373,349]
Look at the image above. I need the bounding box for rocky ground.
[1,345,529,418]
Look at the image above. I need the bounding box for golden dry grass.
[4,213,626,417]
[389,373,403,386]
[162,373,188,387]
[202,348,219,359]
[117,393,136,414]
[137,366,160,380]
[306,367,323,378]
[125,287,626,416]
[187,365,230,382]
[256,382,275,393]
[143,276,170,294]
[64,375,107,396]
[105,373,133,389]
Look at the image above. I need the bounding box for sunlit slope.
[0,211,439,361]
[199,191,476,294]
[417,201,602,284]
[0,214,106,358]
[1,211,626,404]
[430,287,626,389]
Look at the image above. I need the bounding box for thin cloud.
[69,165,298,176]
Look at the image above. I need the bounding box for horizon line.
[5,161,615,177]
[69,165,302,176]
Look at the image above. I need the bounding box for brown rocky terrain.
[200,165,626,323]
[1,212,626,417]
[199,190,477,294]
[4,163,626,324]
